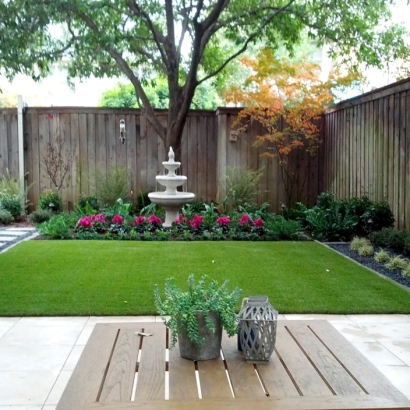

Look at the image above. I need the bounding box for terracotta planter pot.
[178,311,222,361]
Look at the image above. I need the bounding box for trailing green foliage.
[38,189,63,213]
[154,274,241,347]
[94,167,130,207]
[0,209,13,224]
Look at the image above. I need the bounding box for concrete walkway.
[0,227,38,253]
[0,314,409,409]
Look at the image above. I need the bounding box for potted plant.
[154,274,241,361]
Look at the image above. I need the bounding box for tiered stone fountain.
[148,147,195,227]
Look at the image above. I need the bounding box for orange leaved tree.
[225,49,358,207]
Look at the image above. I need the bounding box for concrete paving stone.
[283,314,352,322]
[45,371,73,405]
[0,345,73,371]
[0,323,85,346]
[0,406,42,410]
[379,340,410,366]
[0,231,29,236]
[0,370,59,405]
[5,227,36,231]
[347,314,410,324]
[349,341,406,366]
[375,365,410,397]
[0,242,5,247]
[75,324,95,346]
[329,322,377,342]
[18,317,88,326]
[62,345,85,371]
[0,317,20,338]
[0,236,18,241]
[359,322,410,342]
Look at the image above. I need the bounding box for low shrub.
[38,213,77,239]
[38,190,63,213]
[77,195,100,212]
[305,202,358,241]
[224,167,263,209]
[0,209,13,225]
[0,195,22,217]
[264,215,303,240]
[372,227,410,255]
[29,209,53,224]
[94,166,130,206]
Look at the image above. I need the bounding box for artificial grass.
[0,241,409,316]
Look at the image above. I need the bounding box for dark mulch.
[328,243,410,290]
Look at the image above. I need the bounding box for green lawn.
[0,241,409,316]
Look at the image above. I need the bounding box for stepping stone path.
[0,227,38,253]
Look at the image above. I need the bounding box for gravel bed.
[328,243,410,290]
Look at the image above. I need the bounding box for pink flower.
[112,214,123,225]
[254,218,263,227]
[92,213,106,224]
[134,216,146,225]
[239,214,250,225]
[189,214,204,229]
[174,215,188,224]
[148,215,162,225]
[79,216,92,228]
[216,216,230,226]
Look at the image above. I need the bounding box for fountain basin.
[148,192,195,227]
[156,175,187,195]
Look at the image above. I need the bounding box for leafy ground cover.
[0,241,409,316]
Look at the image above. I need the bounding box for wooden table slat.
[134,323,166,401]
[256,350,301,397]
[56,324,121,410]
[221,332,267,398]
[99,327,140,402]
[168,341,198,400]
[285,321,364,396]
[84,395,408,410]
[275,322,334,396]
[197,354,232,399]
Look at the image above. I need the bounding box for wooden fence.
[0,107,321,213]
[323,77,410,230]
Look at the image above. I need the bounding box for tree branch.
[74,9,167,141]
[198,0,297,85]
[125,0,169,71]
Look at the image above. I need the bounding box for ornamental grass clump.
[385,256,409,271]
[357,244,374,256]
[350,236,371,251]
[374,249,390,263]
[154,274,241,348]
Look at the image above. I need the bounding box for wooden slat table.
[56,321,410,410]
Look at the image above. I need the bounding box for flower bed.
[72,212,298,241]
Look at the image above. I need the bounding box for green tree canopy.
[99,78,221,109]
[1,0,409,159]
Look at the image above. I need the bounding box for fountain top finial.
[168,147,175,163]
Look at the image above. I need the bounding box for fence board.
[322,77,410,229]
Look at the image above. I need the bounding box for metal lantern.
[238,296,278,364]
